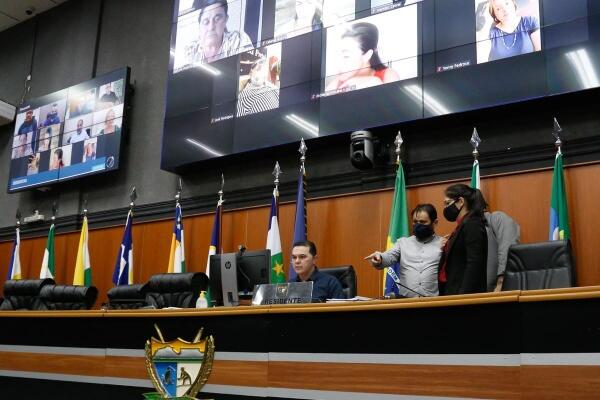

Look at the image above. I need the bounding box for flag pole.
[218,174,224,254]
[553,117,563,154]
[471,127,481,160]
[175,178,182,205]
[51,202,57,223]
[273,161,281,195]
[299,138,307,174]
[129,186,137,211]
[394,130,403,166]
[470,128,481,189]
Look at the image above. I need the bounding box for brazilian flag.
[549,151,570,240]
[383,161,410,295]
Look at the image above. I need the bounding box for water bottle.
[196,291,208,308]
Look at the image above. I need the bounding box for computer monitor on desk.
[209,249,271,306]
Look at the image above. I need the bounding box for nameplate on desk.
[252,282,314,305]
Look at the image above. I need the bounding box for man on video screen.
[190,0,253,63]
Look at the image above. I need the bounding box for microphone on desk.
[386,267,427,298]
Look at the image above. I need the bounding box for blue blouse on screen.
[488,16,540,62]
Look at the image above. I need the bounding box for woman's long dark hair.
[445,184,487,224]
[341,22,386,71]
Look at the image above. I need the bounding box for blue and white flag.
[289,169,307,281]
[112,210,133,285]
[7,227,21,280]
[168,203,186,273]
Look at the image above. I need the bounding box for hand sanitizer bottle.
[196,291,208,308]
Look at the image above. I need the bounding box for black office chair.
[0,279,55,310]
[145,272,209,309]
[321,265,357,298]
[106,283,148,309]
[38,285,99,310]
[502,240,575,291]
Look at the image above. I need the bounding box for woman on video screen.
[191,0,253,63]
[326,22,399,92]
[488,0,540,62]
[50,148,64,170]
[237,58,280,117]
[99,109,121,135]
[276,0,323,37]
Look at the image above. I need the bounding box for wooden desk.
[0,288,599,399]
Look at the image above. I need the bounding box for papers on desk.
[326,296,373,302]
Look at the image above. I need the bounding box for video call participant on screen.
[276,0,323,37]
[38,126,54,152]
[12,134,33,159]
[488,0,540,62]
[68,119,90,144]
[291,240,345,301]
[365,204,442,298]
[438,184,488,295]
[237,58,280,117]
[27,154,39,175]
[99,83,119,106]
[17,110,39,153]
[326,22,399,92]
[83,142,96,162]
[43,103,61,127]
[49,148,64,170]
[99,109,121,135]
[190,0,253,63]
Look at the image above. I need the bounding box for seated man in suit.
[290,240,344,301]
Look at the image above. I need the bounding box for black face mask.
[413,223,434,240]
[443,201,463,222]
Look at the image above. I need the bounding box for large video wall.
[162,0,600,170]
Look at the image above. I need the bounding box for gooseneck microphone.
[386,267,427,298]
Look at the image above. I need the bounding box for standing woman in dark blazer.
[439,184,488,295]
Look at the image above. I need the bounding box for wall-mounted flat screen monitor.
[8,67,130,193]
[162,0,600,171]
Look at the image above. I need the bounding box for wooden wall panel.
[0,163,599,303]
[308,192,385,297]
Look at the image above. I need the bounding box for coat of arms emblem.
[144,324,215,399]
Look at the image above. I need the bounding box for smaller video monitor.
[209,249,271,306]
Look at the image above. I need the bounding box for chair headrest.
[508,240,572,271]
[107,284,147,300]
[320,265,355,279]
[3,279,55,297]
[40,285,98,309]
[146,273,209,294]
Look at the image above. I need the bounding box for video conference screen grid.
[162,0,600,170]
[8,68,129,192]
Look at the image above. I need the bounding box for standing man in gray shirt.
[485,211,520,292]
[365,204,443,297]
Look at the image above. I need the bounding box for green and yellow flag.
[549,150,570,240]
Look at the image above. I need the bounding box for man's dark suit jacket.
[441,215,488,295]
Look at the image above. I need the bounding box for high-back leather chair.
[39,285,99,310]
[0,279,55,310]
[145,273,209,309]
[320,265,357,298]
[502,240,575,291]
[106,284,148,309]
